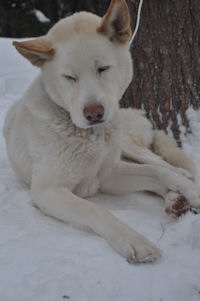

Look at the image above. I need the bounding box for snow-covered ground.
[0,37,200,301]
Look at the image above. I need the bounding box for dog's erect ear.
[97,0,131,44]
[13,37,55,67]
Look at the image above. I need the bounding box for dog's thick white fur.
[3,0,200,263]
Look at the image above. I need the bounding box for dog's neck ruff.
[92,126,104,137]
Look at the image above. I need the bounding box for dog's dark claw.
[189,207,200,214]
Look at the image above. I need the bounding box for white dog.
[3,0,200,263]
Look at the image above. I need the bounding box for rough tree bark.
[122,0,200,144]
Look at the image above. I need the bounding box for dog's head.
[13,0,133,128]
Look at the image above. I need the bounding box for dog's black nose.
[83,103,104,123]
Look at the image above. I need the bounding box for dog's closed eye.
[63,74,78,82]
[97,66,110,74]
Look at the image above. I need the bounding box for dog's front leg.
[100,161,200,209]
[31,173,161,263]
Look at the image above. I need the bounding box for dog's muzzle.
[83,103,104,125]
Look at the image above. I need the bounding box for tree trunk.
[122,0,200,144]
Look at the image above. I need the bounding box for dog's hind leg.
[121,136,194,180]
[120,108,195,179]
[100,161,200,210]
[152,130,195,178]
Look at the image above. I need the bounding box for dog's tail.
[152,130,195,177]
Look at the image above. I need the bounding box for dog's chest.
[41,113,121,187]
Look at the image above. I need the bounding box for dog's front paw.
[126,237,162,264]
[181,186,200,210]
[165,192,189,217]
[165,191,200,217]
[108,227,161,264]
[164,171,200,211]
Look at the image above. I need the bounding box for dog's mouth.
[88,120,105,127]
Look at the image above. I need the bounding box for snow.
[33,10,50,23]
[0,37,200,301]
